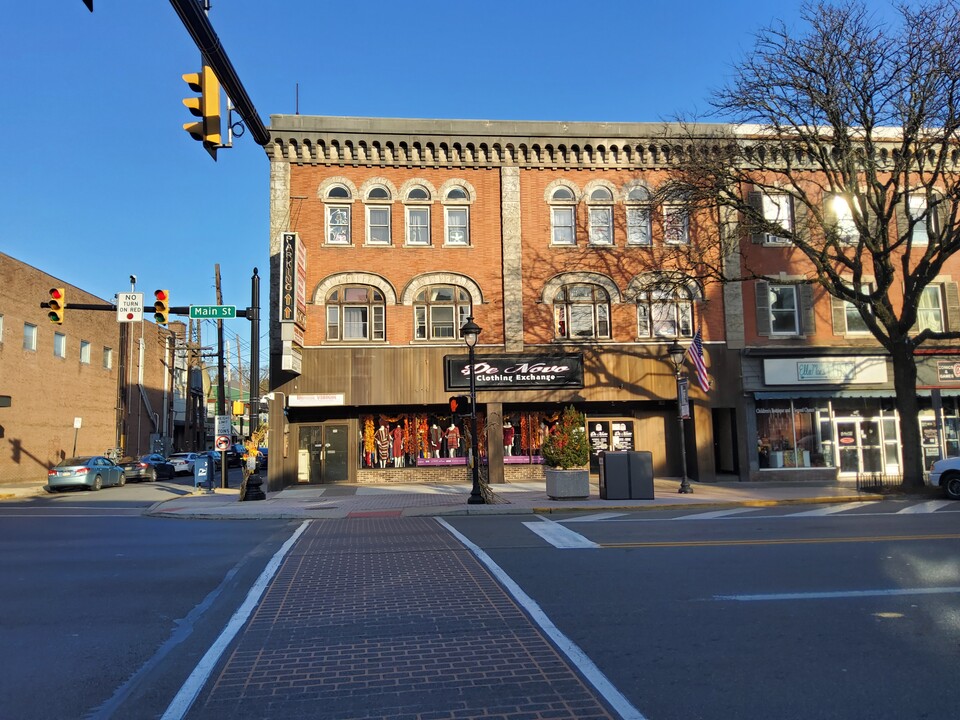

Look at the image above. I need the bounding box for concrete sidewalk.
[143,477,879,520]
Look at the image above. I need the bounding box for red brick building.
[263,117,738,489]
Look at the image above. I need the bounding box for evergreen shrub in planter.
[541,406,590,499]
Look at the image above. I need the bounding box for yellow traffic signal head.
[182,66,221,159]
[154,289,170,325]
[48,287,66,324]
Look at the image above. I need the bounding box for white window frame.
[406,205,431,246]
[103,346,113,369]
[842,283,872,335]
[626,206,652,246]
[637,291,694,338]
[917,285,944,333]
[365,204,391,245]
[80,340,91,364]
[769,285,800,335]
[23,323,37,351]
[54,332,66,358]
[325,205,351,245]
[830,195,858,244]
[551,206,576,245]
[444,206,469,246]
[761,192,794,244]
[413,285,472,341]
[663,205,689,245]
[907,194,937,245]
[588,206,613,245]
[554,284,611,340]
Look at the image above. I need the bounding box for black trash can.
[599,451,654,500]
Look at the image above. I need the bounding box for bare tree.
[668,0,960,488]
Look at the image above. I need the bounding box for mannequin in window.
[429,423,442,458]
[375,422,390,469]
[445,423,461,458]
[503,421,515,456]
[392,424,404,467]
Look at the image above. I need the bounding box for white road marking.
[561,512,629,523]
[895,500,955,514]
[782,502,876,517]
[675,508,761,520]
[437,518,647,720]
[714,586,960,602]
[523,518,600,548]
[160,520,311,720]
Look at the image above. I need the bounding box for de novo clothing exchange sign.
[444,354,584,391]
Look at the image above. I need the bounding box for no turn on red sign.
[116,293,144,322]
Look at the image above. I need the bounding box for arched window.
[364,186,392,245]
[405,186,431,246]
[414,285,472,340]
[550,186,577,245]
[443,187,470,245]
[554,284,610,339]
[625,187,652,246]
[636,285,694,338]
[587,187,613,245]
[325,185,352,245]
[325,285,385,341]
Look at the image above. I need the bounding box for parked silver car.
[47,456,125,492]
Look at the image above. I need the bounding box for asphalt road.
[0,499,294,720]
[2,494,957,719]
[446,501,960,720]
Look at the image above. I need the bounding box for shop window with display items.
[359,412,486,468]
[501,411,560,463]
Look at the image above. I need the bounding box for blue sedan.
[47,456,126,492]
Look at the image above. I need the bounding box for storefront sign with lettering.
[444,354,584,390]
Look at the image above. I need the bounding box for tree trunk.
[890,342,925,489]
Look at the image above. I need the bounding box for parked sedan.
[928,456,960,499]
[47,456,125,492]
[119,453,175,482]
[166,452,199,476]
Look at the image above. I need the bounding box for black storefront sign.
[937,360,960,382]
[444,354,584,390]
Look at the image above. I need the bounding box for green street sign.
[189,305,236,319]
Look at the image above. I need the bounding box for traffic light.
[449,395,471,414]
[153,289,170,325]
[48,288,66,324]
[182,65,221,159]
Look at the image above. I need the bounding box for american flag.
[688,328,710,393]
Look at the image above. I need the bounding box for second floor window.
[626,187,652,246]
[663,205,689,245]
[749,190,794,244]
[80,340,91,364]
[103,347,113,369]
[365,187,392,245]
[554,284,610,340]
[326,286,386,341]
[550,187,577,245]
[917,285,944,333]
[769,285,799,335]
[54,332,66,358]
[325,184,352,245]
[587,187,614,245]
[637,289,693,338]
[23,323,37,351]
[444,187,470,246]
[414,285,471,340]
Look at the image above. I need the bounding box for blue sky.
[2,0,825,366]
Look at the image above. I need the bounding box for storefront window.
[756,400,829,468]
[359,412,486,468]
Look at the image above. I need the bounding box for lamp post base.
[467,491,486,504]
[678,477,693,494]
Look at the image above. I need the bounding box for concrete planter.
[545,468,590,500]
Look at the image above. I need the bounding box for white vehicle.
[166,452,199,476]
[927,457,960,500]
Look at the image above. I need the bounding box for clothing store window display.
[445,423,461,457]
[429,423,442,458]
[374,422,390,468]
[503,420,515,456]
[392,424,405,467]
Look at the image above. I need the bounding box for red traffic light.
[154,289,168,301]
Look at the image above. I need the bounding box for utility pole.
[249,268,261,434]
[215,264,228,488]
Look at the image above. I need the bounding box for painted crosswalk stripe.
[561,512,629,523]
[895,500,955,514]
[785,501,875,517]
[523,519,599,548]
[676,508,760,520]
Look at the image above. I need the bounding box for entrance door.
[835,418,884,476]
[297,424,350,484]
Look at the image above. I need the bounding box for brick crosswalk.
[187,519,619,720]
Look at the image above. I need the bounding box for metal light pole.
[461,316,485,505]
[667,341,693,494]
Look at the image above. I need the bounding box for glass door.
[835,418,886,476]
[297,424,350,483]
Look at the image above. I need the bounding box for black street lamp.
[666,340,693,494]
[461,316,485,505]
